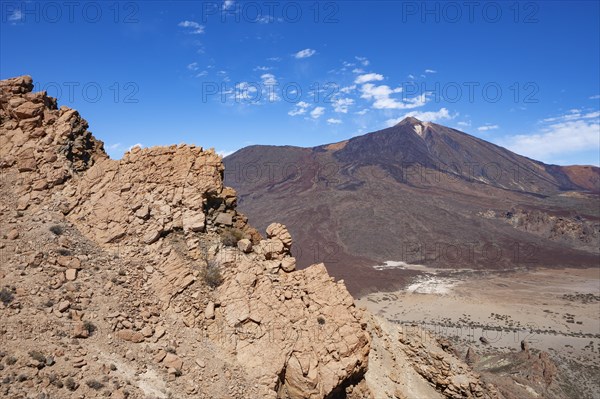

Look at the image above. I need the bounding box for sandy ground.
[357,266,600,366]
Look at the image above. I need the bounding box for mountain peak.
[395,116,423,126]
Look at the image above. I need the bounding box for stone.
[116,329,145,343]
[183,210,206,233]
[7,229,19,240]
[141,326,154,338]
[57,300,70,313]
[14,101,44,119]
[135,205,150,219]
[465,347,478,365]
[163,353,183,371]
[237,238,252,253]
[266,223,292,248]
[205,301,215,319]
[280,257,296,272]
[65,269,77,281]
[143,229,162,245]
[215,212,233,226]
[154,326,166,339]
[72,322,89,339]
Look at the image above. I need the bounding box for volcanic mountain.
[224,117,600,295]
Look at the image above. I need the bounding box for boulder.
[183,210,206,233]
[237,238,252,253]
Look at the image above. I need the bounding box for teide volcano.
[224,117,599,295]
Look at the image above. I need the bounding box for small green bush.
[83,321,96,336]
[65,377,78,391]
[203,259,223,288]
[220,227,243,247]
[86,379,104,390]
[28,351,46,364]
[49,225,64,236]
[0,288,14,305]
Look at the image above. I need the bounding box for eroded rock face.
[208,258,370,399]
[0,76,372,399]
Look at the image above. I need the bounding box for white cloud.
[217,149,234,157]
[187,62,199,71]
[590,94,600,100]
[288,101,311,116]
[310,106,325,119]
[356,109,369,115]
[385,108,454,126]
[339,85,356,94]
[354,73,384,84]
[254,66,272,71]
[477,124,499,131]
[108,143,122,150]
[332,98,354,113]
[541,109,599,123]
[360,83,426,110]
[127,143,144,152]
[223,0,235,10]
[425,69,437,74]
[327,118,342,124]
[457,121,471,127]
[294,49,316,59]
[195,71,208,77]
[261,73,280,101]
[8,9,22,22]
[178,20,205,34]
[355,56,370,66]
[407,74,415,79]
[352,68,365,74]
[235,82,259,100]
[498,116,600,163]
[267,57,282,62]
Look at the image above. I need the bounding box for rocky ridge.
[0,75,548,398]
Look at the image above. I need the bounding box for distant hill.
[225,117,600,295]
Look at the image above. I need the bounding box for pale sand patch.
[357,268,600,363]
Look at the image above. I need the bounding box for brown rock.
[7,229,19,240]
[141,326,154,338]
[237,238,252,253]
[143,229,162,244]
[266,223,292,248]
[215,212,233,226]
[182,210,206,233]
[65,269,77,281]
[57,300,70,313]
[72,322,89,338]
[280,257,296,272]
[116,329,145,343]
[163,353,183,371]
[205,301,215,319]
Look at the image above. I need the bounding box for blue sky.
[1,1,599,165]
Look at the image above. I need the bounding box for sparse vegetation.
[49,224,64,235]
[317,316,326,325]
[28,351,46,364]
[83,321,97,335]
[220,227,243,247]
[203,259,223,288]
[0,288,14,305]
[86,379,105,390]
[65,377,78,391]
[57,248,71,256]
[5,356,17,365]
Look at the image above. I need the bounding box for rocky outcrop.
[480,208,600,253]
[0,76,371,399]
